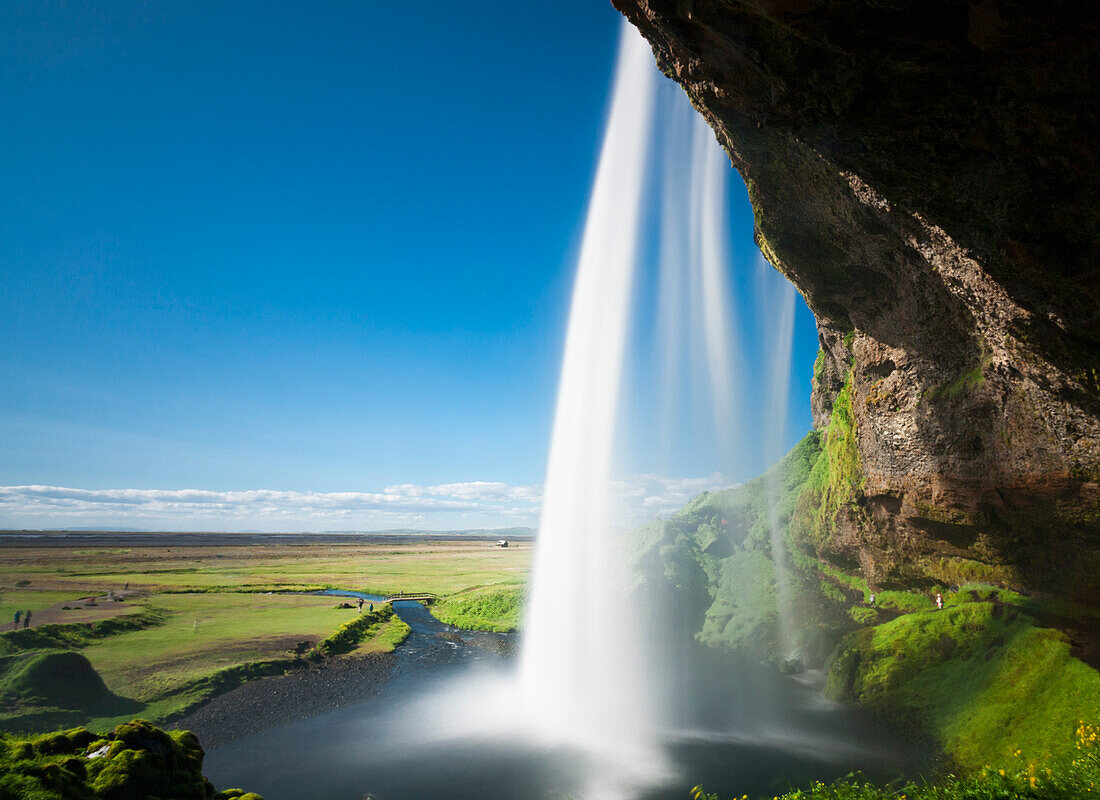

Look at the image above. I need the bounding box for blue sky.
[0,2,819,531]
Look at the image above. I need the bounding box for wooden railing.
[383,591,438,603]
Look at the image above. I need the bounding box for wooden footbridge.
[383,591,438,603]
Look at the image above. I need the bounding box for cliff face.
[613,0,1100,597]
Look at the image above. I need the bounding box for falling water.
[517,19,662,792]
[764,276,798,658]
[519,17,805,796]
[656,99,743,466]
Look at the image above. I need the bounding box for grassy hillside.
[633,425,1100,775]
[827,593,1100,770]
[432,583,525,632]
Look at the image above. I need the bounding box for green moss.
[826,603,1100,772]
[788,371,865,556]
[820,582,846,604]
[0,719,261,799]
[927,365,985,401]
[847,606,878,625]
[876,590,934,613]
[919,556,1020,588]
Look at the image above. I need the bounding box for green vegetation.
[78,594,357,707]
[926,365,985,401]
[311,606,395,657]
[791,372,864,552]
[633,401,1099,785]
[359,615,412,654]
[690,719,1100,798]
[630,430,855,662]
[0,609,167,656]
[0,719,262,799]
[827,597,1100,772]
[432,583,525,632]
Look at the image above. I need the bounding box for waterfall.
[517,18,802,796]
[517,19,662,787]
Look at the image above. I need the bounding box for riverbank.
[171,651,395,749]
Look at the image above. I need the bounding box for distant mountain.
[57,526,150,532]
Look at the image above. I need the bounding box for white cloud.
[0,473,734,532]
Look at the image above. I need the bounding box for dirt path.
[9,591,145,629]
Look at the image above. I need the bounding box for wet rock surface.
[613,0,1100,597]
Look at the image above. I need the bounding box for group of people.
[356,597,373,613]
[11,610,31,630]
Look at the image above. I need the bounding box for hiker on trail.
[935,592,944,610]
[13,610,21,630]
[869,592,876,607]
[23,610,31,629]
[369,603,373,613]
[357,597,364,613]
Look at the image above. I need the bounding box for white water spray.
[518,20,662,786]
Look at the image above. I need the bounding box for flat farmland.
[0,536,533,595]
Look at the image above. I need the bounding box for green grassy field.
[82,593,352,699]
[0,538,531,734]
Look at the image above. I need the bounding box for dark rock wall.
[612,0,1100,596]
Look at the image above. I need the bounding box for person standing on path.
[13,610,21,630]
[357,597,364,613]
[23,610,31,628]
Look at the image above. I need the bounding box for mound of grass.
[311,606,394,657]
[433,584,525,632]
[826,602,1100,772]
[355,615,411,654]
[0,719,263,799]
[0,652,143,733]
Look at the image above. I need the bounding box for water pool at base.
[203,600,925,800]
